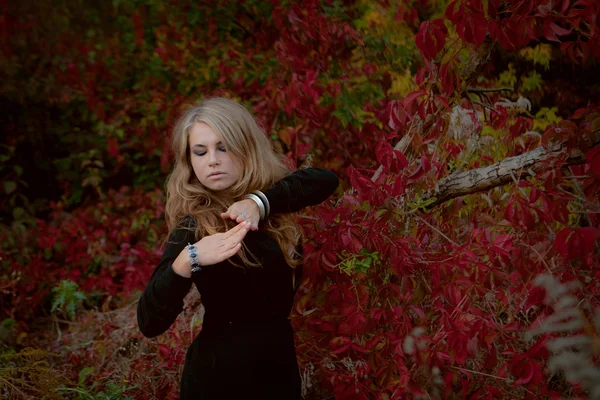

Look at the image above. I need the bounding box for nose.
[208,151,220,167]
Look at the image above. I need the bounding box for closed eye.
[193,146,226,156]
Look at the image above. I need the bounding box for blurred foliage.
[0,347,70,399]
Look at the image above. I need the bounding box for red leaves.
[346,165,375,201]
[375,140,408,175]
[107,139,120,158]
[545,21,572,42]
[407,155,431,184]
[561,41,592,64]
[157,344,171,359]
[446,0,488,45]
[329,336,352,354]
[509,338,548,386]
[4,186,166,321]
[554,227,600,261]
[387,99,411,131]
[505,196,539,231]
[338,311,367,335]
[490,18,528,51]
[509,117,533,139]
[513,360,538,385]
[340,229,363,254]
[131,13,144,47]
[586,147,600,179]
[415,19,448,60]
[448,0,598,56]
[439,63,457,96]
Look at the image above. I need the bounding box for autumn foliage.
[1,0,599,399]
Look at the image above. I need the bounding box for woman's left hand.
[221,199,260,231]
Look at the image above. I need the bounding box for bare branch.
[473,100,498,113]
[422,130,600,208]
[467,87,513,93]
[414,215,459,247]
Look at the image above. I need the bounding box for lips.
[208,172,225,177]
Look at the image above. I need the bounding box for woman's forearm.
[136,219,195,337]
[262,168,339,214]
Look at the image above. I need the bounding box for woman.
[136,97,339,399]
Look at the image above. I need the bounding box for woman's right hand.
[172,221,252,278]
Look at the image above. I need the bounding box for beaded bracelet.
[186,243,202,273]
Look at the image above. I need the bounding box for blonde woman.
[136,97,339,399]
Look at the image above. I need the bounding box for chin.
[205,182,233,192]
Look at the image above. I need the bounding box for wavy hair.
[163,97,301,268]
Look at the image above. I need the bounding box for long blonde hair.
[164,97,301,268]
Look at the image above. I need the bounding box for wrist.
[242,198,260,216]
[172,254,192,278]
[244,193,266,220]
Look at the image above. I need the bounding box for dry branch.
[466,87,513,93]
[423,131,600,208]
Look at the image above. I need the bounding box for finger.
[223,221,246,238]
[224,242,242,258]
[222,211,240,221]
[230,212,242,221]
[233,221,251,241]
[225,225,248,251]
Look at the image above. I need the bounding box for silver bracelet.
[251,190,270,219]
[186,243,202,273]
[244,193,265,220]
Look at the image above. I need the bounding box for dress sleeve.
[262,168,339,214]
[136,216,196,338]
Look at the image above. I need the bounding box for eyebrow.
[192,141,222,148]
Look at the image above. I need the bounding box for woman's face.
[188,122,242,191]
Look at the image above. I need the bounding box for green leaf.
[50,280,87,320]
[78,367,94,385]
[1,318,16,330]
[4,181,16,194]
[521,71,543,92]
[12,207,24,219]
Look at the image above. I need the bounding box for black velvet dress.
[136,168,339,399]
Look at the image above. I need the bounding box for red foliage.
[416,19,448,60]
[1,186,166,321]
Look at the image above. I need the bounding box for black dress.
[137,168,339,399]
